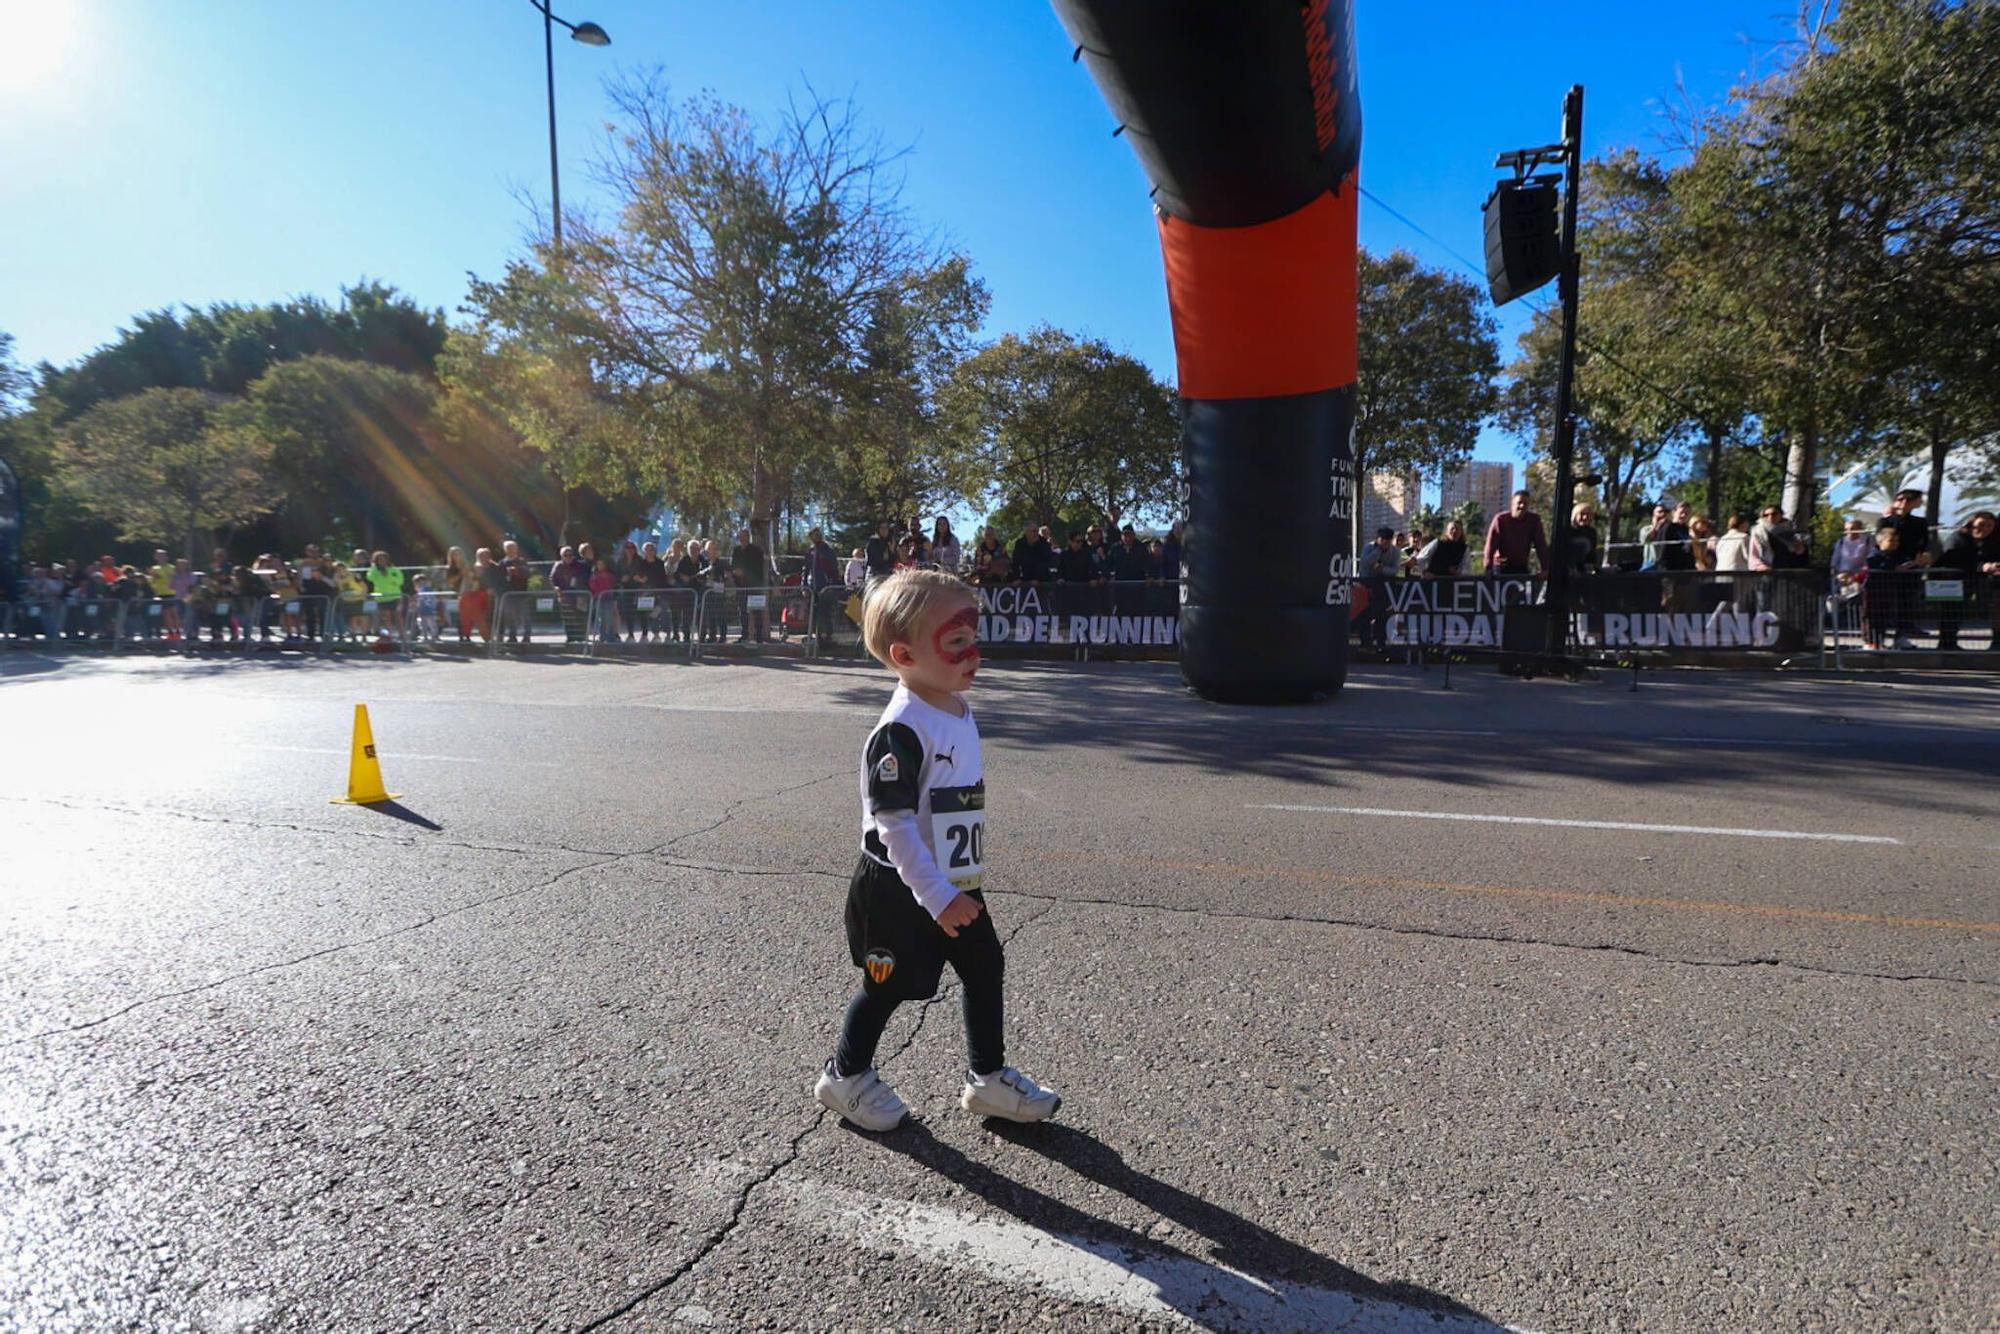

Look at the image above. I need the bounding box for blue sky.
[2,1,1796,465]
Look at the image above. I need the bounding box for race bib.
[930,784,986,890]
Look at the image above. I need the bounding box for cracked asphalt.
[2,651,1995,1330]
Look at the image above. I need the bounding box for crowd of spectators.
[10,495,1992,653]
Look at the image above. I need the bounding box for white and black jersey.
[859,683,985,919]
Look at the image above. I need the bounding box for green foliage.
[943,326,1179,530]
[35,282,447,421]
[54,388,281,555]
[1355,248,1500,483]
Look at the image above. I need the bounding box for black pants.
[834,855,1004,1078]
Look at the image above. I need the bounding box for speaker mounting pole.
[1544,83,1584,659]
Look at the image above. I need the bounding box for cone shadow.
[346,799,442,831]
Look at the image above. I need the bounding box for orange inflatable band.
[1158,183,1357,402]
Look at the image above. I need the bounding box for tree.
[943,327,1179,530]
[54,388,280,557]
[36,283,447,421]
[1667,0,2000,527]
[459,78,988,549]
[1500,305,1679,550]
[1353,249,1500,548]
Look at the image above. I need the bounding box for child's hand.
[936,892,984,938]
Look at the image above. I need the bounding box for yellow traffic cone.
[331,703,401,805]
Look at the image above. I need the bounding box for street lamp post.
[529,0,610,250]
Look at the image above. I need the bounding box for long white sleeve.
[875,809,962,919]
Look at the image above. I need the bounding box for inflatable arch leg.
[1052,0,1361,702]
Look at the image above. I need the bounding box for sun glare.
[0,0,79,92]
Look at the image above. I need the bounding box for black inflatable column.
[1052,0,1361,702]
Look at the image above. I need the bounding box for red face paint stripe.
[934,606,980,665]
[1158,182,1357,401]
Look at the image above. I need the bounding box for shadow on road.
[341,799,443,831]
[866,1118,1504,1330]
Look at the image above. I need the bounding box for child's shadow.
[869,1119,1504,1331]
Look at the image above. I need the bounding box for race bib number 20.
[930,784,986,891]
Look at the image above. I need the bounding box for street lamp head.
[570,20,610,46]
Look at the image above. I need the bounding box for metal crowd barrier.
[487,590,592,656]
[1823,569,1996,665]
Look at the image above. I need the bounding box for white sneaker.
[814,1061,909,1132]
[960,1067,1062,1123]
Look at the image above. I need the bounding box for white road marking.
[243,744,561,768]
[770,1174,1532,1332]
[1249,804,1900,845]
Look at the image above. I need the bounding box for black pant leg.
[833,987,902,1077]
[944,907,1006,1076]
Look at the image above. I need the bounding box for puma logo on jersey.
[934,747,955,767]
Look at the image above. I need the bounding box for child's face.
[893,597,981,695]
[1877,530,1898,551]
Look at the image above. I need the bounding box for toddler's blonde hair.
[863,568,977,667]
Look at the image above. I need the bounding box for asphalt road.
[2,650,1995,1331]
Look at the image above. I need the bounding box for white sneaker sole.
[813,1082,908,1133]
[959,1087,1062,1123]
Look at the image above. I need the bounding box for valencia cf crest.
[864,948,896,985]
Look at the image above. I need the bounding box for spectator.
[845,546,867,590]
[632,541,670,643]
[1936,510,1999,651]
[588,556,619,643]
[802,527,846,649]
[411,573,441,643]
[1057,530,1100,584]
[1876,489,1932,568]
[1483,490,1550,576]
[1011,525,1053,585]
[700,538,734,643]
[865,521,899,588]
[497,540,533,643]
[1084,523,1112,574]
[296,545,335,641]
[1749,506,1806,570]
[1055,529,1101,620]
[1353,526,1399,649]
[331,560,369,638]
[442,546,474,643]
[466,547,505,644]
[1399,528,1426,576]
[148,549,181,640]
[667,538,701,643]
[1567,502,1600,575]
[364,550,405,638]
[1687,514,1717,570]
[1107,524,1151,612]
[259,553,301,640]
[549,543,592,643]
[1422,519,1469,577]
[975,551,1013,588]
[1861,528,1904,650]
[232,563,273,642]
[169,559,198,642]
[971,527,1004,578]
[1831,519,1873,576]
[931,519,962,574]
[734,527,770,643]
[1160,521,1183,584]
[1642,502,1693,572]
